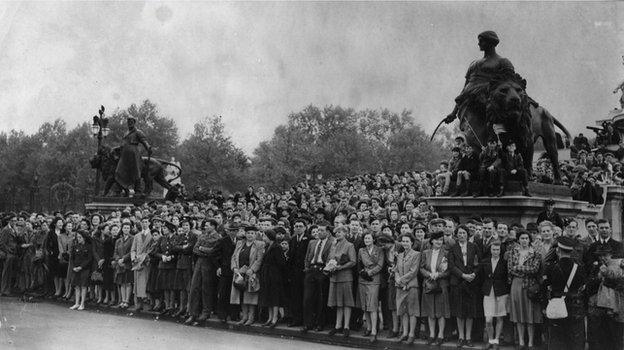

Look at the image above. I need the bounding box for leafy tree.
[176,116,249,193]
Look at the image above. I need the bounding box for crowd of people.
[0,175,623,350]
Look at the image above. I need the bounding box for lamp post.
[91,105,110,196]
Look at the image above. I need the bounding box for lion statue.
[461,72,570,183]
[89,145,183,199]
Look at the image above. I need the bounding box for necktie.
[313,240,322,263]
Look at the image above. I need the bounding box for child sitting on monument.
[499,141,530,197]
[452,143,479,196]
[475,137,503,197]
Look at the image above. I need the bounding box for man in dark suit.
[498,141,530,197]
[475,218,497,259]
[0,213,18,296]
[543,237,586,350]
[301,221,335,333]
[585,219,624,350]
[536,199,564,229]
[287,218,310,327]
[215,222,240,323]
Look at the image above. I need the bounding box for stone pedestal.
[597,185,624,241]
[84,196,164,213]
[424,195,600,229]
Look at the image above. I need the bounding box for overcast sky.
[0,1,622,154]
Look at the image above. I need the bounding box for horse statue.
[458,72,570,183]
[89,145,184,199]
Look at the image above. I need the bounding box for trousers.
[548,316,585,350]
[303,268,329,328]
[188,257,217,317]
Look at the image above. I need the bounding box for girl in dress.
[508,231,542,349]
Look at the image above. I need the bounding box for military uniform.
[543,255,586,350]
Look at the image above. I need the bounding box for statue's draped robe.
[455,57,515,115]
[115,128,147,189]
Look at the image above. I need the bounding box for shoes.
[363,329,371,337]
[69,304,79,310]
[184,316,195,325]
[466,340,474,347]
[197,314,209,322]
[343,329,350,338]
[369,334,377,343]
[496,188,505,197]
[261,319,272,327]
[328,328,340,336]
[436,337,446,346]
[450,190,461,197]
[483,343,493,350]
[300,326,309,334]
[399,334,409,342]
[268,321,277,329]
[315,326,323,332]
[427,337,436,345]
[457,339,464,348]
[407,336,415,344]
[243,318,254,326]
[236,318,248,326]
[387,331,399,338]
[77,305,84,311]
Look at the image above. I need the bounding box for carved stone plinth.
[84,196,164,213]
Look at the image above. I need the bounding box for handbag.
[359,269,373,282]
[90,270,103,282]
[527,279,543,303]
[546,263,577,320]
[247,273,260,293]
[233,272,247,291]
[424,278,441,294]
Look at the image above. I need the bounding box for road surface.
[0,298,351,350]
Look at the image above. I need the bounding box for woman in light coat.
[230,226,265,326]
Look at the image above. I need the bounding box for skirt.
[357,282,380,312]
[509,277,542,324]
[483,289,508,318]
[146,265,160,294]
[114,268,134,285]
[450,284,479,318]
[102,264,115,291]
[72,269,91,288]
[328,281,355,308]
[396,287,420,317]
[157,269,176,290]
[421,286,450,318]
[173,268,192,291]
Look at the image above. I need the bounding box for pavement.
[0,296,518,350]
[0,297,351,350]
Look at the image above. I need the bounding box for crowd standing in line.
[0,175,623,350]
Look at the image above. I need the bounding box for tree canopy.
[0,101,446,210]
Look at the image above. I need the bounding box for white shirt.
[459,242,468,266]
[431,248,440,271]
[314,238,328,264]
[491,257,499,272]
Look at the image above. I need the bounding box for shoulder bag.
[546,263,577,319]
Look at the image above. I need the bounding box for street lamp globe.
[91,123,100,136]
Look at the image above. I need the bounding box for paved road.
[0,298,351,350]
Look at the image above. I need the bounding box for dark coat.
[458,152,479,173]
[448,242,480,286]
[478,256,509,296]
[216,235,236,276]
[172,232,198,270]
[71,242,93,270]
[155,234,177,270]
[290,233,311,271]
[259,242,287,307]
[502,152,524,172]
[543,257,586,317]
